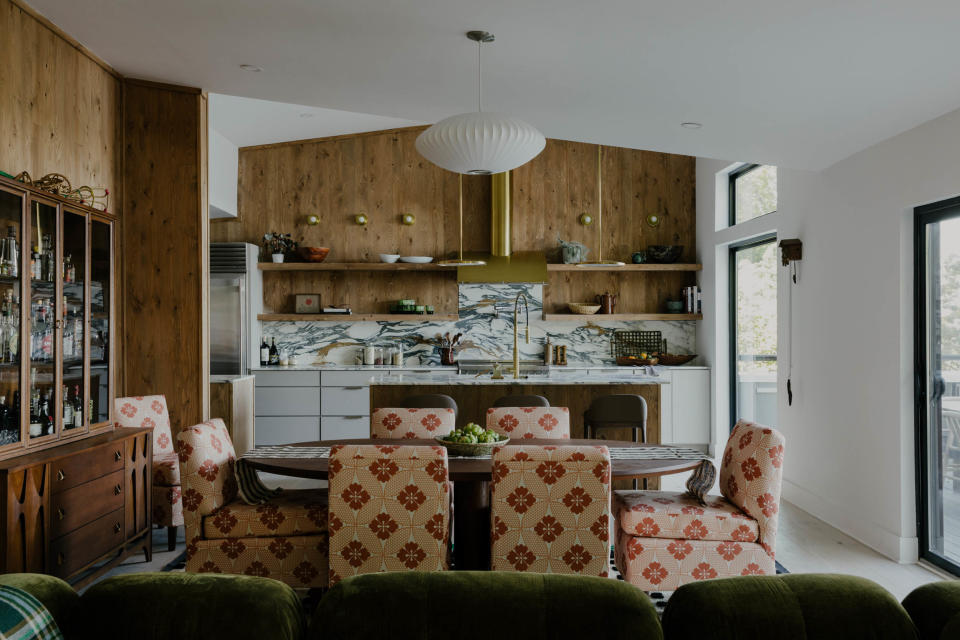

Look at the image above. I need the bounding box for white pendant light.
[416,31,545,175]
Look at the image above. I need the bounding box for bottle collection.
[0,392,19,445]
[29,234,56,283]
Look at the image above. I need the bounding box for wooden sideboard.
[0,427,152,586]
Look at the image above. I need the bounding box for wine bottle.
[73,385,83,428]
[268,338,279,366]
[62,385,73,427]
[29,391,41,437]
[39,393,51,436]
[260,336,269,367]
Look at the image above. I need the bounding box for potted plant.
[263,232,298,263]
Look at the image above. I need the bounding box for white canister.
[363,344,377,365]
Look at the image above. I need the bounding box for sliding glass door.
[916,197,960,574]
[730,236,778,430]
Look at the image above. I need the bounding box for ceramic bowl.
[379,254,400,263]
[435,435,509,457]
[646,245,683,264]
[399,256,434,264]
[568,302,601,315]
[298,247,330,263]
[665,300,685,313]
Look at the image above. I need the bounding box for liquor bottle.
[73,385,83,428]
[62,305,74,361]
[260,336,269,367]
[0,395,8,434]
[39,393,51,436]
[0,226,17,278]
[43,235,54,283]
[29,390,40,437]
[73,310,83,359]
[268,338,279,366]
[62,254,72,283]
[30,246,40,281]
[62,385,73,426]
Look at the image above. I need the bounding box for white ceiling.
[28,0,960,170]
[208,94,422,148]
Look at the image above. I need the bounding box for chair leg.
[167,526,178,552]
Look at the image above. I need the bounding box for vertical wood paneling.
[121,81,207,434]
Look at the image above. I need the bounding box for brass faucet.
[513,293,529,379]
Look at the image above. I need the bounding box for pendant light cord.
[597,145,603,262]
[459,174,464,259]
[477,40,483,113]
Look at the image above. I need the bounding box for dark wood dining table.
[243,438,702,570]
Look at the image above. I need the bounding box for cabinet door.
[61,209,87,435]
[0,187,24,454]
[27,198,59,443]
[89,218,112,427]
[669,370,711,445]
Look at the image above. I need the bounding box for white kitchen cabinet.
[253,417,321,446]
[321,415,370,440]
[320,371,372,440]
[659,369,711,446]
[254,386,321,416]
[321,386,370,416]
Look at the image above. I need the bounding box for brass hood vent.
[456,171,547,283]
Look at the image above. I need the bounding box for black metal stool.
[400,394,458,418]
[492,394,550,407]
[584,394,648,488]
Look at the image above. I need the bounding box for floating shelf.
[258,313,459,322]
[546,263,702,272]
[258,262,452,272]
[542,313,703,322]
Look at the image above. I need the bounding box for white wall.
[209,128,238,219]
[697,105,960,563]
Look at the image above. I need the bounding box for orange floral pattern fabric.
[371,408,456,439]
[485,407,571,439]
[616,491,759,543]
[613,528,774,591]
[203,490,328,539]
[490,445,610,576]
[328,444,450,586]
[718,420,785,557]
[116,395,183,528]
[177,419,328,588]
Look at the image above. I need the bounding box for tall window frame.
[728,163,778,227]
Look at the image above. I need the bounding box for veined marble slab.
[368,371,668,386]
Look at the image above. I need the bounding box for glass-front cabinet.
[0,181,115,459]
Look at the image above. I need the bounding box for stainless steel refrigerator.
[210,243,263,376]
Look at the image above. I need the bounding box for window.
[729,164,777,226]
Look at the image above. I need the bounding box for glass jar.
[363,343,376,365]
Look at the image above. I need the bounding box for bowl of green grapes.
[436,423,509,457]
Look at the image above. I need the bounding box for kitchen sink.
[457,359,552,377]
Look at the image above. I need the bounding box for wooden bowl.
[617,356,659,366]
[435,436,509,457]
[568,302,601,315]
[656,353,696,366]
[299,247,330,263]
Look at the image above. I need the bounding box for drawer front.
[321,386,370,416]
[255,387,321,416]
[255,417,321,446]
[51,470,125,539]
[51,443,124,494]
[322,415,370,440]
[255,371,320,387]
[50,507,124,579]
[321,371,376,387]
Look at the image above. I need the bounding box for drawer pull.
[114,450,122,461]
[113,522,121,534]
[114,484,122,495]
[56,469,65,481]
[343,386,365,390]
[57,507,65,520]
[56,552,64,566]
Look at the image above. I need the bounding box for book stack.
[682,286,702,314]
[322,306,352,315]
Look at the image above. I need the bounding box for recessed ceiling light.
[239,64,262,72]
[299,113,315,118]
[681,122,702,129]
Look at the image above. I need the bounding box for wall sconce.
[306,215,320,226]
[646,213,661,228]
[355,213,368,226]
[400,213,416,226]
[578,213,594,226]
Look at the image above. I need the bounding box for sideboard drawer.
[255,371,320,387]
[50,470,124,539]
[255,387,321,416]
[321,415,370,440]
[321,386,370,416]
[50,507,124,579]
[51,443,124,494]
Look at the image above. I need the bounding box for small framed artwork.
[295,294,321,314]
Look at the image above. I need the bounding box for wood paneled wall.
[0,0,121,202]
[121,80,209,433]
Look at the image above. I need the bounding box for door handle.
[57,507,65,520]
[56,469,65,481]
[113,522,121,534]
[114,484,122,495]
[343,386,364,390]
[114,450,122,461]
[343,416,365,420]
[56,552,64,566]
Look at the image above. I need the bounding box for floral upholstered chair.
[613,419,785,591]
[177,419,328,588]
[370,408,456,439]
[327,444,450,585]
[115,395,182,551]
[486,407,571,439]
[490,445,611,576]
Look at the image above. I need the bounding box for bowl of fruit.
[436,423,509,457]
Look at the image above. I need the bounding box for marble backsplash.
[262,283,696,366]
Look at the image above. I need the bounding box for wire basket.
[611,330,663,358]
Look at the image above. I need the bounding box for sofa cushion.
[662,573,917,640]
[0,574,78,638]
[81,572,305,640]
[202,489,327,539]
[311,571,662,640]
[153,452,181,486]
[902,580,960,640]
[617,491,759,542]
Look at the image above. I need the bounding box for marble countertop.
[368,370,667,386]
[250,363,707,372]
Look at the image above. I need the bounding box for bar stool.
[401,394,458,418]
[492,394,549,407]
[584,394,647,489]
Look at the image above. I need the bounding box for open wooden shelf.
[546,263,702,272]
[258,262,452,272]
[258,313,459,322]
[542,313,703,322]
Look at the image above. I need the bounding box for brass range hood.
[456,171,547,284]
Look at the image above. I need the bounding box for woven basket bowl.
[656,354,697,366]
[435,436,510,457]
[568,302,601,315]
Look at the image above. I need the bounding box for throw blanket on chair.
[684,460,717,506]
[235,458,284,505]
[0,585,63,640]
